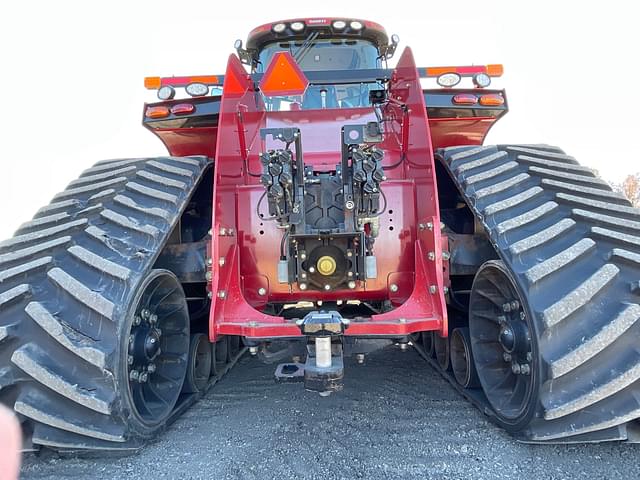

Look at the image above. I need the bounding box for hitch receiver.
[297,311,349,396]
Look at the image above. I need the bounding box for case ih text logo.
[308,19,329,25]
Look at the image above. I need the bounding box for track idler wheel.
[434,334,450,371]
[450,328,480,389]
[469,260,537,430]
[126,270,191,428]
[183,333,212,394]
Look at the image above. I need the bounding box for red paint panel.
[151,127,217,158]
[428,117,498,150]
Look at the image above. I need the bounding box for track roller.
[183,333,212,394]
[450,327,479,389]
[421,331,435,358]
[434,334,450,371]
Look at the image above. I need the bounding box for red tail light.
[452,94,478,105]
[170,103,196,115]
[479,94,505,106]
[146,106,170,119]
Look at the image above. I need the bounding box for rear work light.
[290,21,305,32]
[157,85,175,101]
[333,20,346,30]
[145,106,170,119]
[186,83,208,97]
[473,73,491,88]
[437,73,461,88]
[479,94,505,106]
[272,23,286,33]
[170,103,195,115]
[452,94,478,105]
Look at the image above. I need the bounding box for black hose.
[256,191,277,221]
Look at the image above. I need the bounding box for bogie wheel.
[183,333,212,394]
[125,270,191,430]
[227,335,241,362]
[434,334,450,371]
[214,336,229,370]
[421,331,435,358]
[450,327,480,389]
[469,260,538,430]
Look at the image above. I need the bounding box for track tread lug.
[0,256,52,283]
[47,267,115,320]
[25,302,109,370]
[67,245,131,281]
[11,343,113,415]
[540,263,619,329]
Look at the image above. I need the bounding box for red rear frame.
[206,48,449,341]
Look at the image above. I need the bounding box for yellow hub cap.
[317,256,337,276]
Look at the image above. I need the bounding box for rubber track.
[0,155,239,453]
[435,144,640,443]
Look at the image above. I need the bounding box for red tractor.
[1,18,639,452]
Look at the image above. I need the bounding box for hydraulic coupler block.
[259,149,295,224]
[297,311,349,396]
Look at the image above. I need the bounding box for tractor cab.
[237,18,398,110]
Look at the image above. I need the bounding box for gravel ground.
[20,346,639,480]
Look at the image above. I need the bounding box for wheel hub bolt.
[133,316,142,326]
[129,370,140,381]
[526,352,532,362]
[511,363,521,374]
[149,314,158,324]
[141,309,151,320]
[510,300,520,310]
[139,372,149,383]
[502,303,512,312]
[147,363,156,373]
[127,355,134,365]
[520,364,531,375]
[503,352,512,362]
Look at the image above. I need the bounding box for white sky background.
[0,1,638,240]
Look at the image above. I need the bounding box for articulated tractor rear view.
[1,17,639,452]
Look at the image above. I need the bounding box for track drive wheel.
[469,260,537,430]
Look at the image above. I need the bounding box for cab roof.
[246,18,389,52]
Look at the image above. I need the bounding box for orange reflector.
[486,64,504,77]
[426,66,457,77]
[259,52,309,97]
[452,94,478,105]
[145,106,170,119]
[479,94,505,106]
[424,64,504,78]
[144,77,161,89]
[189,75,219,85]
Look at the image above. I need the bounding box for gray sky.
[1,0,638,239]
